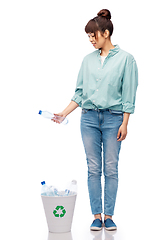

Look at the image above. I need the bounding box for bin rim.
[41,193,77,198]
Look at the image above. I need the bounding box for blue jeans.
[80,109,123,216]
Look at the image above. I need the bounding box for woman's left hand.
[117,123,127,141]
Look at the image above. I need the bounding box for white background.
[0,1,166,240]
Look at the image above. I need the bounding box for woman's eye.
[88,34,95,38]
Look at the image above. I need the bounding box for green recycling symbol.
[53,206,66,218]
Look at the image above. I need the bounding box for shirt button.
[96,89,98,91]
[93,100,95,103]
[97,79,98,81]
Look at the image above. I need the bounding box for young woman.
[52,9,138,231]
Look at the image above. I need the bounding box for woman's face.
[88,31,106,49]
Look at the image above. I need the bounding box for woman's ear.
[104,29,110,38]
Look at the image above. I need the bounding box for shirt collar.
[97,44,120,57]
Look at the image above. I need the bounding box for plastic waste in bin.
[41,181,77,233]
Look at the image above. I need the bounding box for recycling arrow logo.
[53,206,66,218]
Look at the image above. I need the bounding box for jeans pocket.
[82,109,89,114]
[109,110,123,115]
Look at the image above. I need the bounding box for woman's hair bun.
[97,9,111,20]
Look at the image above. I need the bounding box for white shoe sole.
[90,226,102,231]
[104,226,117,231]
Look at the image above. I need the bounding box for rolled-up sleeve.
[122,58,138,114]
[71,61,84,107]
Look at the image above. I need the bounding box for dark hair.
[85,9,114,39]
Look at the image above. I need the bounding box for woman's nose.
[89,36,93,42]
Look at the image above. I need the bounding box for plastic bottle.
[41,181,55,196]
[65,180,77,196]
[38,110,68,125]
[49,186,59,196]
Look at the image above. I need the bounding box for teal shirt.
[72,45,138,114]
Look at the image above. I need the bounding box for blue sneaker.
[104,219,117,231]
[90,219,103,231]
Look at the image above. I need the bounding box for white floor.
[1,182,165,240]
[1,116,166,240]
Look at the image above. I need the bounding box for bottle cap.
[41,181,45,185]
[38,110,42,115]
[72,180,77,185]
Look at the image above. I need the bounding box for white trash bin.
[41,191,77,233]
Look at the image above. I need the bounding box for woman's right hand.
[51,112,66,124]
[51,101,79,123]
